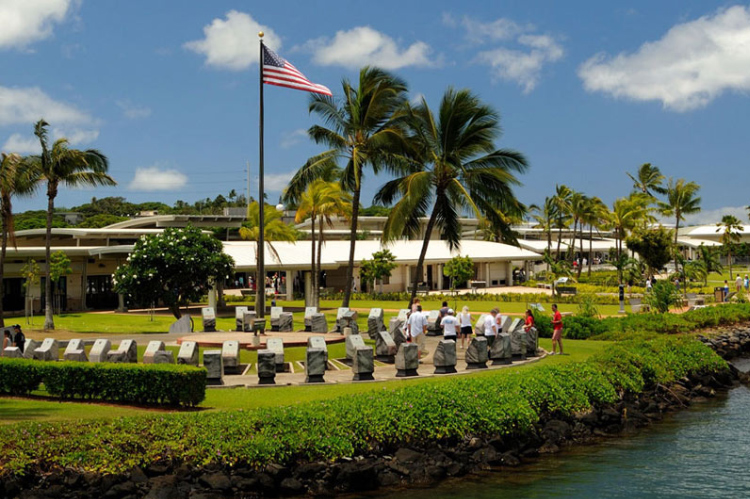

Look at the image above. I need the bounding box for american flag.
[262,46,332,96]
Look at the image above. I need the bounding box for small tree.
[20,259,40,324]
[644,279,680,313]
[444,255,475,309]
[48,251,72,314]
[625,227,674,277]
[114,226,234,320]
[359,249,397,294]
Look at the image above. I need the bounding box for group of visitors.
[404,299,564,358]
[735,275,750,292]
[0,324,25,356]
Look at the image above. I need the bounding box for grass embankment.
[0,336,725,476]
[0,338,603,424]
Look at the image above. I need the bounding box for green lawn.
[0,338,607,423]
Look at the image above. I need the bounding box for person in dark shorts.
[459,306,473,349]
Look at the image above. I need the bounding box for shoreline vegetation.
[0,334,738,498]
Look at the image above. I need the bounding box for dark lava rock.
[198,472,231,491]
[280,477,304,495]
[394,447,423,464]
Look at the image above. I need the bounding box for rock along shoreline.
[4,328,750,499]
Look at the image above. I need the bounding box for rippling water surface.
[371,386,750,499]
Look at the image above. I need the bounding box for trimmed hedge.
[0,359,206,407]
[0,336,727,476]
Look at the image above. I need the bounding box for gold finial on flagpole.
[258,31,264,38]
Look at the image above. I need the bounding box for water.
[373,386,750,498]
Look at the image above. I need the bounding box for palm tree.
[376,88,528,306]
[658,178,701,277]
[716,214,744,280]
[696,244,723,285]
[551,184,572,260]
[32,120,116,330]
[0,153,37,327]
[284,67,409,307]
[239,202,299,312]
[579,195,607,278]
[530,197,556,273]
[292,179,351,307]
[610,194,651,281]
[567,190,586,262]
[627,163,667,198]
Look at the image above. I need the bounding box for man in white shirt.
[407,305,428,357]
[484,308,499,348]
[441,309,458,341]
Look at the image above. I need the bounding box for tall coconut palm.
[551,184,572,260]
[0,153,37,326]
[627,163,667,198]
[239,202,299,312]
[696,244,723,285]
[579,195,607,278]
[658,178,701,276]
[32,120,116,330]
[716,214,744,280]
[610,194,651,281]
[567,190,586,262]
[284,67,409,307]
[530,197,556,273]
[293,180,351,307]
[376,88,528,306]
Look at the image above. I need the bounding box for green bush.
[0,337,726,477]
[0,359,206,407]
[563,316,609,339]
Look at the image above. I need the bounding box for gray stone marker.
[307,335,328,364]
[490,333,512,365]
[89,339,111,363]
[203,350,223,385]
[34,338,59,361]
[304,307,318,331]
[510,321,527,360]
[375,330,397,362]
[475,314,489,336]
[63,339,87,362]
[395,343,419,377]
[235,306,249,331]
[177,341,199,366]
[269,306,284,331]
[335,307,349,333]
[107,340,137,363]
[466,336,489,369]
[338,310,359,335]
[143,341,166,364]
[305,348,327,383]
[367,308,384,340]
[389,316,404,338]
[169,315,192,334]
[391,324,408,350]
[266,337,285,371]
[310,313,328,333]
[498,315,511,333]
[256,349,276,385]
[277,312,294,332]
[396,309,410,322]
[526,327,539,357]
[222,340,240,374]
[242,311,257,333]
[22,339,40,360]
[352,346,375,381]
[202,307,216,332]
[3,347,21,358]
[433,339,457,374]
[153,350,175,364]
[345,334,366,361]
[426,310,441,336]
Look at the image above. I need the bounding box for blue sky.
[2,0,749,224]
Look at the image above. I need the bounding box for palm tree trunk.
[0,208,7,328]
[43,186,55,330]
[555,219,563,260]
[342,184,361,307]
[577,226,584,280]
[674,215,680,278]
[310,215,316,307]
[546,225,551,273]
[409,207,439,307]
[587,226,593,277]
[317,218,324,307]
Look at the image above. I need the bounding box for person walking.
[411,298,421,314]
[459,306,473,349]
[723,280,730,301]
[484,308,499,350]
[407,305,428,358]
[736,275,743,293]
[551,304,564,355]
[12,325,25,353]
[523,309,535,333]
[441,309,458,342]
[744,275,749,292]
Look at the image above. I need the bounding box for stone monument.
[345,334,366,361]
[490,333,512,365]
[235,306,249,331]
[107,340,137,363]
[89,339,111,363]
[201,307,216,332]
[367,308,384,340]
[526,327,539,357]
[256,349,276,384]
[34,338,59,361]
[269,306,284,331]
[153,350,175,364]
[63,339,87,362]
[395,343,419,377]
[22,339,40,360]
[304,307,318,332]
[222,340,240,374]
[277,312,294,332]
[177,341,199,366]
[433,339,457,374]
[375,330,397,362]
[143,341,166,364]
[425,310,441,336]
[203,350,223,385]
[305,348,326,383]
[3,347,21,358]
[466,336,489,369]
[169,315,192,334]
[310,313,328,333]
[266,337,285,372]
[352,346,374,381]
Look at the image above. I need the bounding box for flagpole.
[258,32,266,320]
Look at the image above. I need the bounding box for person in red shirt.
[523,309,535,332]
[551,304,564,355]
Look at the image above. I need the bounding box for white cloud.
[116,101,151,119]
[262,172,294,192]
[280,129,307,149]
[683,206,748,226]
[579,6,750,111]
[410,92,425,105]
[128,166,188,191]
[2,133,40,154]
[0,86,93,126]
[53,127,98,145]
[0,0,76,50]
[447,14,529,44]
[184,11,281,71]
[306,26,434,70]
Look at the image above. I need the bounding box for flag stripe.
[262,45,332,96]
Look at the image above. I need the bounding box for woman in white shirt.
[484,308,499,349]
[459,306,472,349]
[441,309,458,341]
